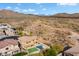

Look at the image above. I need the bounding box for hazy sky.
[0,3,79,15]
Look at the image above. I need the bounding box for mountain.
[0,9,79,28]
[0,9,79,18]
[52,13,79,18]
[0,9,41,27]
[0,9,79,47]
[0,9,40,19]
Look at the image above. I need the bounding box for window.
[14,50,19,53]
[26,42,28,44]
[5,52,7,54]
[31,45,33,47]
[44,38,46,40]
[77,39,79,41]
[39,25,41,26]
[33,40,34,41]
[65,53,73,56]
[38,43,40,44]
[36,42,38,43]
[68,37,71,38]
[12,52,14,55]
[0,53,2,56]
[6,48,9,50]
[15,50,19,53]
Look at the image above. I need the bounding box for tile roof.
[0,39,18,49]
[64,45,79,55]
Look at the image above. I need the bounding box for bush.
[42,43,64,56]
[13,52,27,56]
[52,43,64,53]
[16,26,24,31]
[43,48,57,56]
[29,31,33,36]
[17,31,25,36]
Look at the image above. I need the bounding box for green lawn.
[30,53,44,56]
[28,47,38,53]
[13,52,27,56]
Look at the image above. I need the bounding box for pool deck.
[26,43,50,55]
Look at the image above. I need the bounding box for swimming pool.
[36,44,44,50]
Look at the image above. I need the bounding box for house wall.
[5,28,16,36]
[0,45,20,56]
[63,52,79,56]
[64,53,74,56]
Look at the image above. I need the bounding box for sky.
[0,3,79,15]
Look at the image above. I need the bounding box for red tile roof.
[0,39,18,49]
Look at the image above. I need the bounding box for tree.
[52,43,64,53]
[43,48,57,56]
[16,26,24,31]
[17,31,25,36]
[42,43,64,56]
[29,31,33,36]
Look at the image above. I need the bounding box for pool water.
[36,45,44,49]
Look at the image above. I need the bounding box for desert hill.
[0,9,79,46]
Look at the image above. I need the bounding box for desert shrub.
[42,48,58,56]
[17,31,25,36]
[52,43,64,53]
[42,43,64,56]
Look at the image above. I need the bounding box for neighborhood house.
[0,23,20,56]
[0,39,20,56]
[64,45,79,56]
[18,36,50,49]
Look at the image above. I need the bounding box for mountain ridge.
[0,9,79,18]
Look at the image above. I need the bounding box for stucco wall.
[0,45,20,56]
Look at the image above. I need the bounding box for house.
[18,36,50,50]
[66,32,79,47]
[0,29,5,35]
[63,45,79,56]
[0,35,19,41]
[0,23,20,56]
[0,23,16,36]
[18,36,50,55]
[0,23,11,29]
[0,39,20,56]
[4,28,16,36]
[67,32,79,41]
[62,32,79,56]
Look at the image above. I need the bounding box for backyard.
[28,47,39,53]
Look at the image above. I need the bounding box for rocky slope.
[0,9,79,47]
